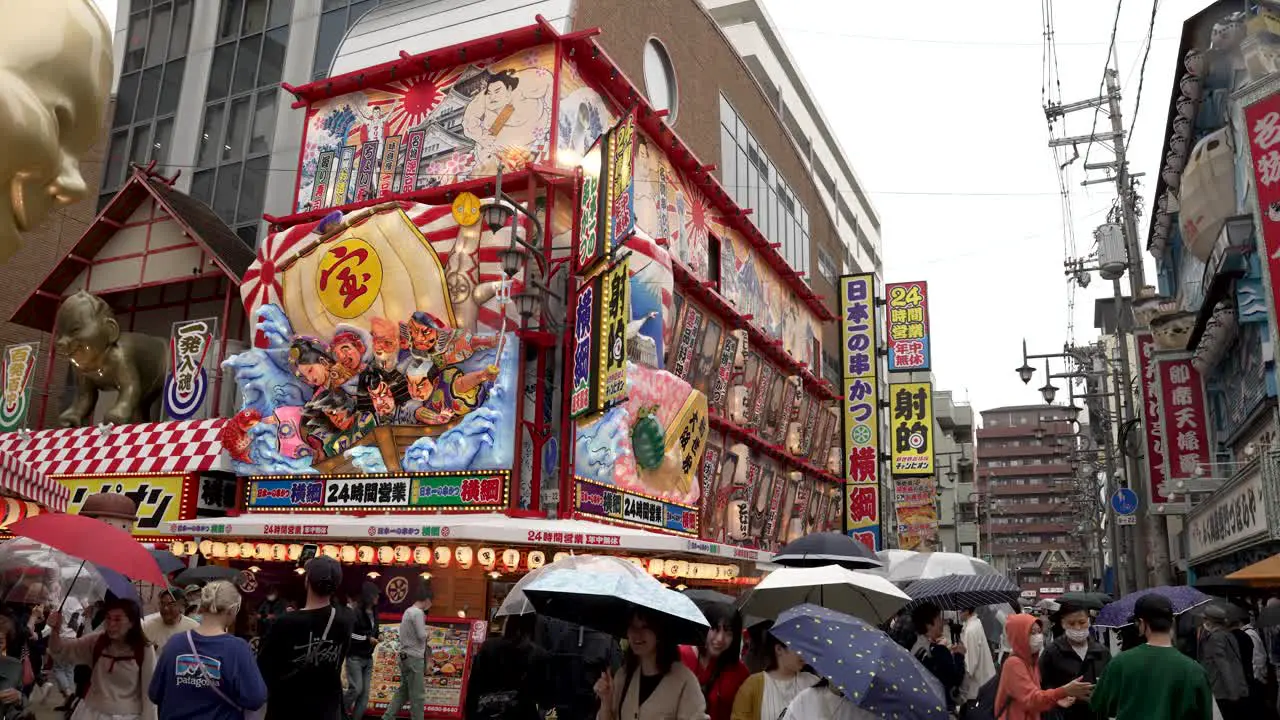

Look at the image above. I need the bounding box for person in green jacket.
[1090,594,1215,720]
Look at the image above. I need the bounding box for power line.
[1127,0,1161,141]
[775,25,1172,47]
[1083,0,1126,172]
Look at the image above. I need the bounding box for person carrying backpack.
[994,614,1091,720]
[49,597,155,720]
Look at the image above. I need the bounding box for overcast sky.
[764,0,1206,415]
[92,0,1207,417]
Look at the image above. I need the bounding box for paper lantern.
[271,544,288,562]
[255,543,272,560]
[358,546,375,564]
[226,543,241,559]
[278,207,457,339]
[377,546,395,565]
[501,549,520,571]
[553,552,570,564]
[340,546,357,564]
[477,547,496,570]
[170,543,186,557]
[718,565,739,580]
[210,542,226,558]
[413,547,432,566]
[198,540,213,557]
[394,546,411,564]
[321,545,339,560]
[454,546,474,569]
[527,551,545,569]
[647,559,664,576]
[287,544,302,561]
[433,547,451,567]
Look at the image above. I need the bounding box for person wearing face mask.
[958,607,996,706]
[994,614,1092,720]
[680,603,749,720]
[1037,602,1110,720]
[1198,605,1250,720]
[1090,594,1214,720]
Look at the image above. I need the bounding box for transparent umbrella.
[0,539,127,609]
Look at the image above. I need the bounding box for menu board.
[367,617,486,718]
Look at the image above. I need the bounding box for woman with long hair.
[50,597,156,720]
[0,615,27,716]
[681,603,749,720]
[731,633,818,720]
[595,609,705,720]
[148,581,266,720]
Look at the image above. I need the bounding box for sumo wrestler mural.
[223,203,518,476]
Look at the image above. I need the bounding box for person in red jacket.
[680,604,750,720]
[995,614,1094,720]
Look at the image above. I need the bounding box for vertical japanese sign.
[597,257,630,411]
[333,145,357,206]
[0,343,37,432]
[576,138,607,275]
[354,141,380,202]
[164,318,217,420]
[1156,355,1210,504]
[1135,332,1167,506]
[839,274,881,550]
[1244,91,1280,348]
[604,112,637,251]
[889,382,934,476]
[570,257,629,418]
[885,281,931,371]
[311,151,335,209]
[378,135,402,197]
[402,129,425,194]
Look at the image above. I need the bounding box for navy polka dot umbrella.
[771,603,949,720]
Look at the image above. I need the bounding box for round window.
[643,38,678,122]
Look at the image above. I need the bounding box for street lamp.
[1039,359,1059,404]
[1033,425,1046,441]
[480,164,561,330]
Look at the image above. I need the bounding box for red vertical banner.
[1156,355,1211,503]
[1135,332,1168,506]
[1244,91,1280,323]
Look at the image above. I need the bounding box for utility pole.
[1045,60,1172,589]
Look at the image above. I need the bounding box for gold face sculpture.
[0,0,112,262]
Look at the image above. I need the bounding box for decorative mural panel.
[295,45,557,212]
[556,57,615,164]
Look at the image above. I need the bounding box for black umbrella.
[903,574,1021,611]
[1260,604,1280,629]
[771,532,883,570]
[1058,591,1113,611]
[173,565,243,586]
[681,589,738,606]
[149,549,185,575]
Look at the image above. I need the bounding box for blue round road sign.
[1111,487,1139,515]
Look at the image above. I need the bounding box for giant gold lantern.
[280,206,458,338]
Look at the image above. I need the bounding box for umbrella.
[0,541,133,607]
[904,574,1021,611]
[94,566,141,604]
[771,604,948,720]
[1226,553,1280,586]
[8,514,167,587]
[1259,604,1280,629]
[495,555,606,617]
[887,552,997,584]
[1058,592,1113,610]
[772,532,883,570]
[149,549,185,575]
[521,556,709,644]
[681,589,738,606]
[173,565,243,586]
[1095,586,1212,628]
[739,565,910,625]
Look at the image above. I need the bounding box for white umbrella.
[739,564,911,625]
[874,549,919,578]
[886,552,996,584]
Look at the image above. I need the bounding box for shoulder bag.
[184,631,266,720]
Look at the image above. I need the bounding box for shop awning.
[0,419,229,477]
[1226,553,1280,586]
[0,449,66,511]
[161,513,773,563]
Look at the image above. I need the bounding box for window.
[822,351,840,386]
[191,0,291,245]
[313,0,380,80]
[642,38,677,122]
[817,248,839,285]
[719,94,811,275]
[99,0,193,206]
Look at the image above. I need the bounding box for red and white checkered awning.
[0,451,65,512]
[0,419,229,480]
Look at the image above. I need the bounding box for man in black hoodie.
[346,582,380,720]
[1039,601,1111,720]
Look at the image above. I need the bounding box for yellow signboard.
[839,274,881,551]
[61,475,188,534]
[888,382,934,476]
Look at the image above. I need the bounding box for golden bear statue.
[54,291,168,427]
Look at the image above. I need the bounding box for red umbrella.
[7,514,168,587]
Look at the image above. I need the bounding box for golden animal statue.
[54,291,168,427]
[0,0,112,262]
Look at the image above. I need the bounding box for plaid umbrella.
[771,603,948,720]
[1095,586,1212,628]
[904,574,1021,611]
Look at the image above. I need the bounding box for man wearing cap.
[141,587,197,652]
[1091,594,1215,720]
[259,556,354,720]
